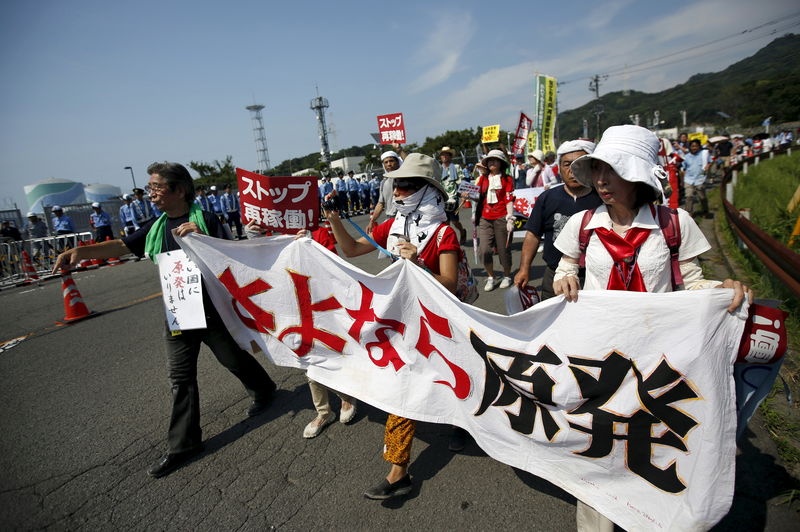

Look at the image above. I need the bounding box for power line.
[558,12,800,85]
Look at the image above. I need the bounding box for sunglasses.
[393,179,424,190]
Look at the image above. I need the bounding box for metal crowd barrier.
[0,232,95,288]
[720,147,800,299]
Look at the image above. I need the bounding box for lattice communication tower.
[310,95,331,164]
[246,104,271,172]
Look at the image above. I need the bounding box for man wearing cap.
[345,171,361,215]
[1,220,22,242]
[194,185,211,211]
[132,187,158,225]
[220,184,243,239]
[366,150,404,234]
[207,185,228,223]
[51,206,75,235]
[334,170,349,215]
[52,161,277,479]
[89,202,114,243]
[24,212,49,257]
[120,194,139,236]
[514,140,601,299]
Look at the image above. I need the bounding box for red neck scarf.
[593,227,652,292]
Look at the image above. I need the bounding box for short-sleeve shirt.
[372,219,459,274]
[524,186,602,269]
[477,174,514,220]
[554,205,711,293]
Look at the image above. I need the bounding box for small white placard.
[157,249,206,331]
[457,182,481,199]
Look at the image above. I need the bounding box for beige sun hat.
[570,125,664,194]
[384,153,447,196]
[439,146,456,156]
[484,149,509,167]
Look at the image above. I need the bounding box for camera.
[322,198,338,212]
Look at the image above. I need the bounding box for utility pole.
[588,74,608,140]
[681,110,687,127]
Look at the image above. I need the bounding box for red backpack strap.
[652,204,683,289]
[577,208,596,268]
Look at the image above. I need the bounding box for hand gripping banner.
[177,232,747,531]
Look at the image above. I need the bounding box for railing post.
[754,155,760,166]
[770,151,775,159]
[726,181,734,204]
[743,161,749,174]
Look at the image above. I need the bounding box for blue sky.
[1,0,798,210]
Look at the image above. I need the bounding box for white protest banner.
[236,168,319,234]
[510,186,545,237]
[177,233,746,532]
[513,112,532,155]
[157,249,205,331]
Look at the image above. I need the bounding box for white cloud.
[428,0,799,124]
[408,12,475,94]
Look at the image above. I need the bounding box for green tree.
[188,155,236,186]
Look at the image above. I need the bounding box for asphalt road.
[0,212,796,531]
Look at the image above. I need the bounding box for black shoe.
[449,427,468,452]
[364,474,413,500]
[147,446,203,478]
[246,393,274,417]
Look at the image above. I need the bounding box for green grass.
[710,157,800,478]
[733,152,800,249]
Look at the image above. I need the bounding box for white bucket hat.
[484,149,509,167]
[556,139,596,162]
[570,125,664,194]
[91,202,101,208]
[528,149,544,162]
[384,153,447,196]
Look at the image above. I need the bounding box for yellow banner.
[481,124,500,143]
[527,131,538,153]
[541,76,557,154]
[688,132,708,145]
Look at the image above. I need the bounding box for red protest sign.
[377,113,406,144]
[236,168,319,234]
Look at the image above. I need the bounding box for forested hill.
[557,33,800,139]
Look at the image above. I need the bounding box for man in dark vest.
[53,162,276,478]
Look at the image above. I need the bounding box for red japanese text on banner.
[377,113,406,145]
[236,168,319,234]
[512,112,532,155]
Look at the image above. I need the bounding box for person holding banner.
[514,140,601,299]
[474,150,515,291]
[323,153,465,500]
[550,125,750,529]
[52,162,278,479]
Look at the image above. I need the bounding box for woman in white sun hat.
[474,149,515,291]
[552,124,751,530]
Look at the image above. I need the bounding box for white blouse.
[554,205,711,293]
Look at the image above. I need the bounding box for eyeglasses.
[145,183,169,193]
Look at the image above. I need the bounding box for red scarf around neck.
[593,227,652,291]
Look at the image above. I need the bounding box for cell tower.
[245,104,271,173]
[310,89,331,164]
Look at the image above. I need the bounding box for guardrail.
[720,146,800,299]
[0,232,96,289]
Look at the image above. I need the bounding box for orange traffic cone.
[105,236,123,266]
[59,272,96,323]
[20,251,40,284]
